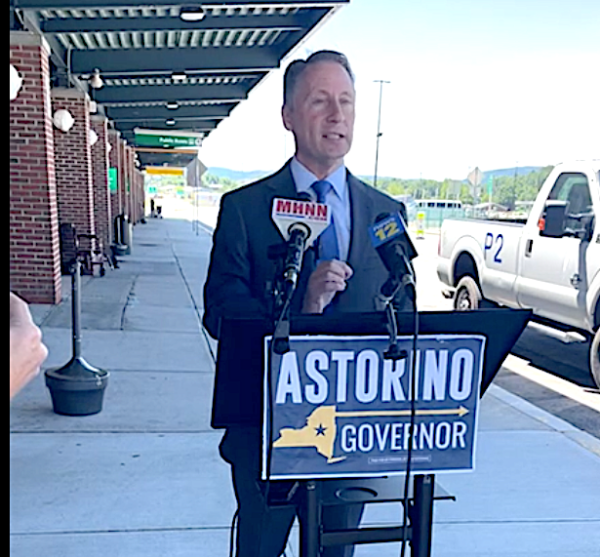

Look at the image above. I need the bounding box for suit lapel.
[347,173,373,269]
[263,160,297,200]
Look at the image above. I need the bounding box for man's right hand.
[301,260,353,314]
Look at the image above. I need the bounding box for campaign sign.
[262,334,485,480]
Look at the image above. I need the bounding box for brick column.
[134,169,143,223]
[129,153,138,224]
[10,32,61,304]
[119,142,128,222]
[108,130,121,239]
[137,170,146,221]
[90,115,111,252]
[124,144,134,222]
[133,169,141,223]
[132,155,140,222]
[52,88,95,255]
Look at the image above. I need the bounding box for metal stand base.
[297,474,451,557]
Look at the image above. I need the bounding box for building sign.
[108,167,118,193]
[262,334,485,480]
[145,167,185,176]
[134,128,201,149]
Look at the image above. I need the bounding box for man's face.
[282,61,355,177]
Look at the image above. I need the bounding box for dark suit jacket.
[203,160,411,339]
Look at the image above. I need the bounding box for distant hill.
[482,166,543,182]
[208,166,545,184]
[207,167,272,183]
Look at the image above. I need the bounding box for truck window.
[548,173,590,207]
[546,172,593,233]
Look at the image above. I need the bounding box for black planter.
[45,357,109,416]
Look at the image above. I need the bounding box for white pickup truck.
[437,161,600,388]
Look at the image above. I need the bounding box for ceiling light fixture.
[53,109,75,132]
[166,101,180,110]
[166,118,176,126]
[10,64,23,101]
[171,72,187,82]
[89,68,103,89]
[180,6,206,22]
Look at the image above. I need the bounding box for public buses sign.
[262,334,485,480]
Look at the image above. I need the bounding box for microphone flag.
[271,197,330,247]
[369,211,418,270]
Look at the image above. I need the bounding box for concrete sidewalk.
[10,206,600,557]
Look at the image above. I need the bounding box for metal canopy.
[11,0,348,169]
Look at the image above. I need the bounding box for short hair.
[283,50,355,107]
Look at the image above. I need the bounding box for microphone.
[369,211,418,299]
[271,196,330,288]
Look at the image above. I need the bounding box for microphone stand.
[261,240,303,533]
[379,265,421,557]
[379,272,416,361]
[269,227,308,355]
[268,242,293,355]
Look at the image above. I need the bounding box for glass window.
[548,173,591,210]
[546,172,594,233]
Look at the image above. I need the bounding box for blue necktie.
[312,180,340,262]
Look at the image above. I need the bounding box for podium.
[212,309,530,556]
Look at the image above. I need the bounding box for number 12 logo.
[369,212,405,248]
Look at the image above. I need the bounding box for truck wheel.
[591,329,600,389]
[454,276,482,311]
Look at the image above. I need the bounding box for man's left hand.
[301,260,353,314]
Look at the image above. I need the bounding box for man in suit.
[203,50,412,557]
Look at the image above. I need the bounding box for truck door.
[516,172,595,328]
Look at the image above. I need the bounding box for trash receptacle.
[113,214,131,255]
[121,216,132,254]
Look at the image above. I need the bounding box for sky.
[198,0,600,181]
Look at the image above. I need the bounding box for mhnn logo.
[275,199,328,220]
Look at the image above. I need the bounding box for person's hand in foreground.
[10,292,48,400]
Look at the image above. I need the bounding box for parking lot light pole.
[373,79,390,189]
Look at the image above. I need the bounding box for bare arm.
[10,292,48,400]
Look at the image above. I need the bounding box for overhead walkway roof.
[11,0,348,168]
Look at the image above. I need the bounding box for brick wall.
[90,115,112,250]
[132,167,143,224]
[119,141,127,221]
[131,169,141,224]
[123,144,132,222]
[108,130,121,238]
[52,88,95,254]
[136,170,146,222]
[127,147,136,223]
[9,32,61,304]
